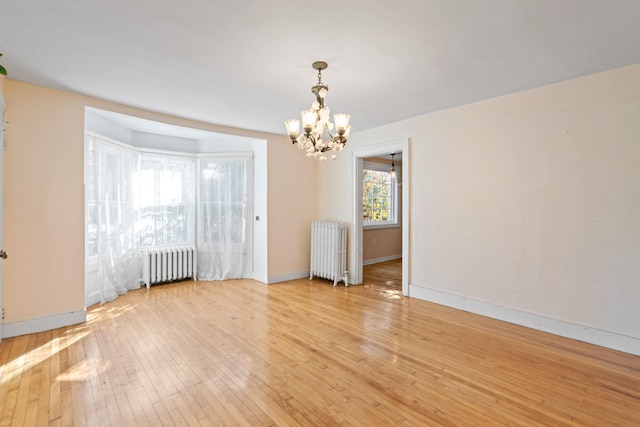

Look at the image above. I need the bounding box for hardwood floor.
[1,275,639,426]
[363,258,402,290]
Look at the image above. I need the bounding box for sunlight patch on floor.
[0,331,89,386]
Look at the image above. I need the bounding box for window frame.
[362,159,399,230]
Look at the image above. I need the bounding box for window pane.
[363,169,392,223]
[135,154,195,248]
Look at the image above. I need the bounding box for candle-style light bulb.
[284,119,300,141]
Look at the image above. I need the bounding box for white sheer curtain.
[87,138,141,303]
[87,138,196,304]
[87,137,251,303]
[197,155,251,280]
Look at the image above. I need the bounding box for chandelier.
[284,61,351,161]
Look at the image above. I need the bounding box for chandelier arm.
[324,122,335,140]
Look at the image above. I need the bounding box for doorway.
[351,139,410,296]
[361,152,403,290]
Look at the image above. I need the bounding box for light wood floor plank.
[1,259,639,425]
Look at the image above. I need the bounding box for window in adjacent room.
[362,158,398,229]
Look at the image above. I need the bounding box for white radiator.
[141,246,197,289]
[310,221,348,286]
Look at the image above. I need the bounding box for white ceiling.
[2,1,640,136]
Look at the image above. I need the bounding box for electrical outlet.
[373,238,377,245]
[2,307,4,320]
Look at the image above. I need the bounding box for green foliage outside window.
[363,169,392,222]
[0,53,7,76]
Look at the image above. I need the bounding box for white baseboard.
[363,254,402,266]
[269,271,356,286]
[268,270,309,284]
[85,291,101,309]
[409,284,640,357]
[3,310,87,339]
[253,272,268,284]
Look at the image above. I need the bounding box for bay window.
[85,134,251,304]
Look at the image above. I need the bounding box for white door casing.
[0,88,6,342]
[351,138,410,295]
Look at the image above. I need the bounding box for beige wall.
[4,63,640,346]
[317,64,640,341]
[4,81,85,323]
[2,79,314,324]
[266,130,316,278]
[363,228,402,262]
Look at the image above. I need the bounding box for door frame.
[0,87,6,342]
[351,138,410,295]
